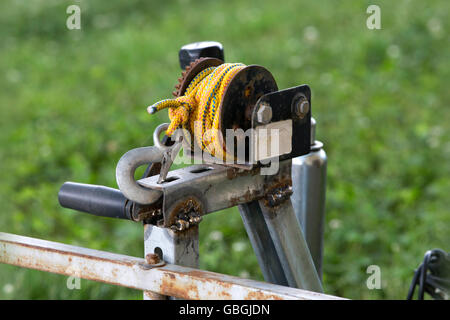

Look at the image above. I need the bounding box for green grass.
[0,0,449,299]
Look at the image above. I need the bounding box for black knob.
[179,41,224,69]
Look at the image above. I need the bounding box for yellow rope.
[148,63,245,160]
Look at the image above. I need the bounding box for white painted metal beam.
[0,232,343,300]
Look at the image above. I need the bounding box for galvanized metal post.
[143,224,199,299]
[258,196,323,293]
[238,201,289,286]
[291,117,327,279]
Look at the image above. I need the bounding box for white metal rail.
[0,232,342,300]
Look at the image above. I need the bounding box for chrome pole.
[291,117,327,279]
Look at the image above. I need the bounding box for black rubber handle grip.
[58,182,131,220]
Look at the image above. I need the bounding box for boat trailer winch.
[57,41,328,297]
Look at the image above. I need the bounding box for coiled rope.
[148,63,246,160]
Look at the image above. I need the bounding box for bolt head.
[146,253,160,265]
[257,103,272,124]
[295,97,310,119]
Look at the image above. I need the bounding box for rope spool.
[148,58,278,162]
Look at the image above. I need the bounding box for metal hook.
[115,123,184,204]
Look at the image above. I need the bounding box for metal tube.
[238,201,289,286]
[258,199,323,293]
[0,232,342,300]
[291,117,327,279]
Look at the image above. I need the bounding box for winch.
[111,41,312,209]
[146,55,311,166]
[57,41,327,295]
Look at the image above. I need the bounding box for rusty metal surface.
[219,65,278,164]
[138,159,293,228]
[174,57,224,97]
[144,224,199,300]
[220,65,278,137]
[0,232,344,300]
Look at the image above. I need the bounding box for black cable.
[407,249,449,300]
[407,263,422,300]
[418,251,432,300]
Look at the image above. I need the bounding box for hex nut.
[294,97,310,119]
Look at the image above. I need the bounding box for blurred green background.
[0,0,448,300]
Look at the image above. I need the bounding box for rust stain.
[169,197,202,217]
[160,273,200,300]
[166,196,204,228]
[226,166,260,180]
[229,188,262,207]
[134,198,163,223]
[217,289,232,299]
[261,179,293,208]
[161,269,239,299]
[245,290,283,300]
[186,270,234,290]
[162,269,285,300]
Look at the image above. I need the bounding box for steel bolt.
[295,97,310,119]
[257,103,272,124]
[146,253,160,265]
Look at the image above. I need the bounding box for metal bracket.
[137,160,292,228]
[251,84,311,162]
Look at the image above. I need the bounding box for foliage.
[0,0,448,299]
